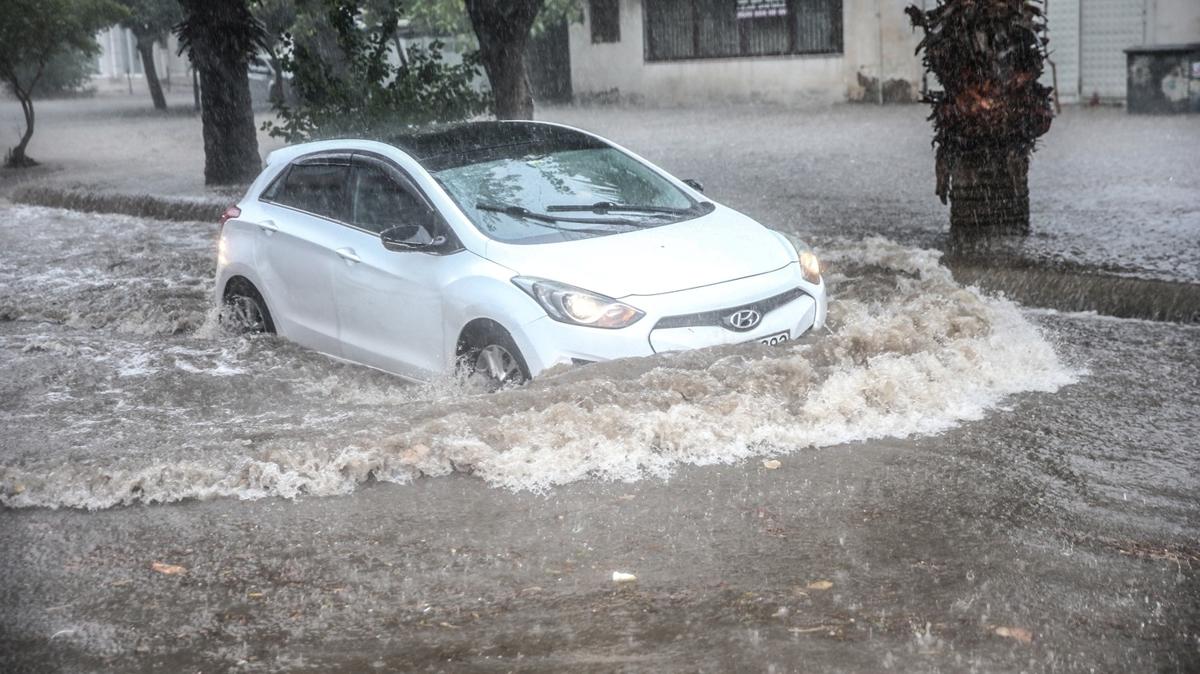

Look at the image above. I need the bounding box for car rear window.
[270,163,349,221]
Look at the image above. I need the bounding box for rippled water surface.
[0,204,1079,509]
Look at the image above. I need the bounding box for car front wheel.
[458,323,530,392]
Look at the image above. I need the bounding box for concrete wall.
[568,0,923,104]
[1147,0,1200,44]
[1043,0,1200,104]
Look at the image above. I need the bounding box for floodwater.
[1,203,1198,672]
[0,204,1073,508]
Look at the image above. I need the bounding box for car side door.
[332,154,459,379]
[255,153,352,356]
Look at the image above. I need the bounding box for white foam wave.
[0,238,1079,509]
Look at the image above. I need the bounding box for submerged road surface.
[0,204,1197,672]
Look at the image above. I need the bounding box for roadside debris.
[611,571,637,583]
[993,626,1033,644]
[150,562,187,576]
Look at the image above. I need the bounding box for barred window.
[645,0,842,61]
[591,0,621,43]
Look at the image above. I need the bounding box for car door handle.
[257,219,279,234]
[335,247,361,264]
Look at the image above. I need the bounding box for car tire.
[222,279,276,334]
[458,322,530,392]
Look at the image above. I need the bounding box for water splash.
[0,207,1078,508]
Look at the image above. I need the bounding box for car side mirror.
[380,223,445,252]
[683,178,704,193]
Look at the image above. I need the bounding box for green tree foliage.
[906,0,1054,236]
[117,0,182,109]
[406,0,580,37]
[0,0,127,167]
[411,0,580,118]
[12,49,99,97]
[253,0,298,102]
[264,0,490,142]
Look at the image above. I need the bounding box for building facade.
[1045,0,1200,103]
[94,27,190,85]
[566,0,1200,105]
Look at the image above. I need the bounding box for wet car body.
[216,121,827,384]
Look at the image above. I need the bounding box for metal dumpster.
[1125,43,1200,114]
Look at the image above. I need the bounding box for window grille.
[645,0,842,61]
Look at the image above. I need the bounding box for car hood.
[479,206,797,298]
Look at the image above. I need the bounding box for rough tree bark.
[945,150,1031,236]
[135,37,168,110]
[176,0,262,185]
[464,0,544,120]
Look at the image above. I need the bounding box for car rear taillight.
[218,205,241,232]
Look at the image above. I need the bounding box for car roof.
[384,121,608,171]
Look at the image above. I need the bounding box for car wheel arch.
[221,275,278,334]
[455,318,516,358]
[224,275,277,317]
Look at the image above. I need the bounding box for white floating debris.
[611,571,637,583]
[762,459,781,470]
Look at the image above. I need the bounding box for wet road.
[0,202,1197,672]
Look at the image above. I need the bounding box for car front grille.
[653,287,810,331]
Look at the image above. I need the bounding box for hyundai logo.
[724,308,762,331]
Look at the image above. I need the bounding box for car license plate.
[757,331,789,346]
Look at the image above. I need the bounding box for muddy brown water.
[1,204,1197,672]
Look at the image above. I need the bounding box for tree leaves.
[906,0,1055,198]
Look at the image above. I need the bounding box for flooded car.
[216,121,827,387]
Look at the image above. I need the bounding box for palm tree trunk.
[949,149,1031,237]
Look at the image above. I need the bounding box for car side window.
[272,162,350,221]
[351,161,433,237]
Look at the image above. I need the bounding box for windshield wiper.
[475,202,653,230]
[545,201,712,216]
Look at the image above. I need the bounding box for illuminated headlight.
[513,277,644,329]
[783,232,822,284]
[799,250,821,284]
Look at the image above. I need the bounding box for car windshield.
[432,146,704,244]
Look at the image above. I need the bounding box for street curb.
[950,265,1200,324]
[8,185,1198,324]
[11,185,226,222]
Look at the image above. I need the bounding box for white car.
[216,121,826,388]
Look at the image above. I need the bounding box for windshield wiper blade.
[544,200,710,215]
[545,201,699,216]
[475,202,652,229]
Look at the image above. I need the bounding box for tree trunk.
[948,149,1030,238]
[268,54,285,104]
[192,65,201,111]
[477,42,533,119]
[464,0,544,120]
[5,89,37,167]
[193,53,260,185]
[137,39,168,111]
[178,0,262,185]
